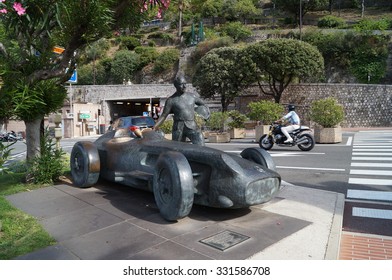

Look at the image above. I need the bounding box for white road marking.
[353,148,392,152]
[352,157,392,161]
[353,145,392,147]
[346,136,353,146]
[351,162,392,168]
[350,169,392,176]
[353,152,392,156]
[277,166,345,172]
[352,207,392,220]
[349,178,392,186]
[347,189,392,202]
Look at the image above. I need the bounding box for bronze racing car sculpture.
[70,130,281,221]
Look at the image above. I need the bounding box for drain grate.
[199,230,250,251]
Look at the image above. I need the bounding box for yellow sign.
[53,46,65,54]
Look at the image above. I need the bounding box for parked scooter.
[259,122,315,151]
[0,131,7,142]
[1,131,23,142]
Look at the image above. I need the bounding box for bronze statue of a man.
[153,74,209,146]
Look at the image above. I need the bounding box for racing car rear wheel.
[70,141,100,188]
[153,151,194,221]
[240,147,276,171]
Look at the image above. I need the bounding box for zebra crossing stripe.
[352,157,392,161]
[353,149,392,152]
[347,189,392,202]
[351,162,392,168]
[352,207,392,220]
[353,152,392,156]
[349,178,392,186]
[350,169,392,176]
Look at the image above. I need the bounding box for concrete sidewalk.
[6,180,344,260]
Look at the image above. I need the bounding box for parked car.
[70,130,281,221]
[115,116,155,138]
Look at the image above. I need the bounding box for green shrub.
[309,97,345,128]
[247,100,284,124]
[147,32,175,45]
[81,39,110,64]
[6,160,28,173]
[77,63,108,85]
[0,142,15,174]
[27,128,65,184]
[119,36,141,50]
[191,36,234,62]
[227,110,248,129]
[318,15,346,29]
[205,111,229,132]
[110,50,140,83]
[218,22,252,42]
[354,18,390,32]
[159,119,173,134]
[153,48,180,74]
[134,46,159,67]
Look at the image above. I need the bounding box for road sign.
[68,69,77,83]
[79,113,90,119]
[53,46,65,54]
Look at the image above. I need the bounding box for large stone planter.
[229,128,245,139]
[208,132,231,143]
[255,125,270,141]
[314,127,342,143]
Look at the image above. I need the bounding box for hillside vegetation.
[76,5,392,85]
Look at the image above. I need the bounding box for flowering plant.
[0,0,26,15]
[141,0,170,18]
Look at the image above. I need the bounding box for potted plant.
[309,97,345,143]
[205,111,230,143]
[247,100,284,141]
[227,110,248,139]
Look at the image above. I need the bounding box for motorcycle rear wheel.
[297,133,315,151]
[259,134,274,150]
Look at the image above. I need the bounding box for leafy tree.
[78,62,108,85]
[223,0,259,22]
[153,48,180,74]
[192,47,255,112]
[303,31,389,83]
[110,50,141,84]
[0,0,169,165]
[218,21,252,42]
[273,0,329,23]
[245,38,324,103]
[199,0,224,24]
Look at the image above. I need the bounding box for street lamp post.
[299,0,308,40]
[299,0,303,40]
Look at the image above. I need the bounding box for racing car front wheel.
[240,147,276,171]
[153,151,194,221]
[70,141,100,188]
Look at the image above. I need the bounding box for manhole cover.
[199,230,250,251]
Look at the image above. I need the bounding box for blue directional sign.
[68,69,77,83]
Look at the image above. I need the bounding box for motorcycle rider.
[277,104,300,143]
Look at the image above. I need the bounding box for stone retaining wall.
[238,84,392,127]
[69,83,392,128]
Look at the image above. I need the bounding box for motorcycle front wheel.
[297,133,315,151]
[259,134,274,150]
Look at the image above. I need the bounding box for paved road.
[208,131,392,238]
[4,130,392,238]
